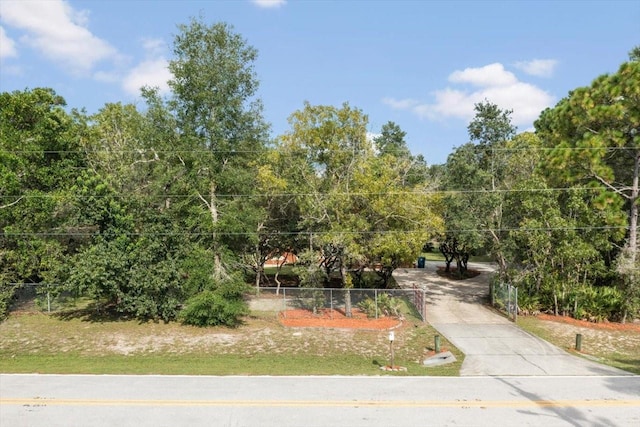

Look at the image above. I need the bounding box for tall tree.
[629,45,640,62]
[535,61,639,321]
[374,121,411,158]
[278,102,371,286]
[273,104,443,296]
[442,101,517,275]
[374,121,429,186]
[0,88,84,285]
[159,18,269,279]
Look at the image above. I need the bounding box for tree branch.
[591,174,631,200]
[0,196,24,209]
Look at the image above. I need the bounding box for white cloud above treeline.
[0,1,172,96]
[123,57,171,96]
[0,26,17,58]
[0,0,119,74]
[121,37,171,96]
[514,59,558,77]
[383,62,555,128]
[251,0,287,9]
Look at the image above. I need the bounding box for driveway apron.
[394,264,631,376]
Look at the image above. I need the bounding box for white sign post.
[388,331,395,368]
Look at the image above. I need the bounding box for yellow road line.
[2,398,639,408]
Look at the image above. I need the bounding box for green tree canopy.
[535,60,639,321]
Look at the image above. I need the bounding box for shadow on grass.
[610,357,640,375]
[435,267,482,280]
[53,303,142,323]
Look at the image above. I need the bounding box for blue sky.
[1,0,638,164]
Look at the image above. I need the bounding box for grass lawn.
[0,305,463,376]
[517,315,640,375]
[420,252,494,263]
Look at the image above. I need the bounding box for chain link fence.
[250,287,426,321]
[1,283,68,313]
[491,281,518,322]
[4,283,428,321]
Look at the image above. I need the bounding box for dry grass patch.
[517,314,640,374]
[0,310,462,376]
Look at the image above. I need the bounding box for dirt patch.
[279,308,402,330]
[536,313,640,332]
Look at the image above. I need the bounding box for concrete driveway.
[394,262,632,376]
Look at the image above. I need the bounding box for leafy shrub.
[0,285,17,320]
[179,277,250,327]
[572,286,624,322]
[357,293,400,318]
[179,290,248,327]
[357,297,378,318]
[516,291,542,315]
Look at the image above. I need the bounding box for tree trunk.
[621,151,639,324]
[254,265,262,294]
[344,289,352,318]
[341,263,352,318]
[274,269,281,296]
[629,152,639,269]
[198,181,226,281]
[274,254,287,296]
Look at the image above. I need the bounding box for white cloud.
[141,37,166,57]
[384,63,555,128]
[0,26,17,58]
[382,97,420,110]
[366,132,381,142]
[514,59,558,77]
[122,58,171,96]
[121,36,171,96]
[449,63,518,87]
[251,0,287,8]
[0,0,118,73]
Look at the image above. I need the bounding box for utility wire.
[0,186,626,199]
[2,225,631,238]
[2,146,637,155]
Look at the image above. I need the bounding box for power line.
[2,146,637,155]
[2,225,631,238]
[0,186,623,199]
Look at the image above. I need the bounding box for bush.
[572,286,624,322]
[179,290,248,327]
[357,293,401,318]
[0,285,17,320]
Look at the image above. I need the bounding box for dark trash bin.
[417,257,426,268]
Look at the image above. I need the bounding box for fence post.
[490,282,494,306]
[330,289,333,314]
[47,284,51,313]
[283,288,287,315]
[422,289,426,321]
[514,287,518,323]
[374,289,378,319]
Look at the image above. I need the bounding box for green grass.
[517,316,640,375]
[420,251,494,263]
[0,305,462,376]
[0,353,460,376]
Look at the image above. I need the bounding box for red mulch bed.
[536,313,640,332]
[278,308,402,330]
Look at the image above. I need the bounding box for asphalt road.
[1,374,639,427]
